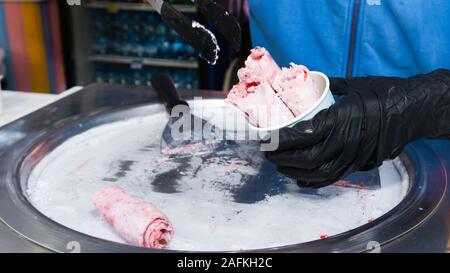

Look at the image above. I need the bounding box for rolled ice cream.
[92,186,173,249]
[227,80,295,128]
[226,47,295,127]
[272,63,321,116]
[226,47,322,128]
[237,47,281,83]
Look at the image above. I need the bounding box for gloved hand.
[265,69,450,188]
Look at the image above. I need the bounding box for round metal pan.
[0,84,446,252]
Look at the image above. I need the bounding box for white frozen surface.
[26,102,409,251]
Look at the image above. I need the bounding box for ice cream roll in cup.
[266,71,335,130]
[226,71,335,139]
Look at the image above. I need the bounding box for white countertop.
[0,87,82,127]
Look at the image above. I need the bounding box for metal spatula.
[146,0,220,64]
[193,0,242,51]
[151,73,233,158]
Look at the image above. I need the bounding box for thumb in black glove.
[265,69,450,188]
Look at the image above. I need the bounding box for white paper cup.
[227,71,335,137]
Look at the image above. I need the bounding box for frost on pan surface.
[26,102,408,251]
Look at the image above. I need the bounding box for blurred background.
[0,0,251,93]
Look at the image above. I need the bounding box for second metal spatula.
[151,73,228,158]
[146,0,220,64]
[193,0,242,51]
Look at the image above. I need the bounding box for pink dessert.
[227,80,295,128]
[272,63,321,116]
[226,47,295,127]
[237,47,281,83]
[226,47,322,128]
[92,186,173,249]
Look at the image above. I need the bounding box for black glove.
[265,69,450,188]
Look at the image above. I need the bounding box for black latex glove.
[265,69,450,188]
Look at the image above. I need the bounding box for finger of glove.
[276,149,355,184]
[277,165,338,188]
[275,95,364,175]
[330,77,380,96]
[296,179,338,189]
[330,77,354,96]
[265,134,342,169]
[277,164,340,184]
[273,109,333,152]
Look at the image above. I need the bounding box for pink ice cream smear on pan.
[92,186,174,249]
[226,47,321,128]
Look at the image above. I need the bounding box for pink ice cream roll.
[227,80,295,128]
[92,186,174,249]
[237,46,281,83]
[226,47,294,128]
[272,63,322,116]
